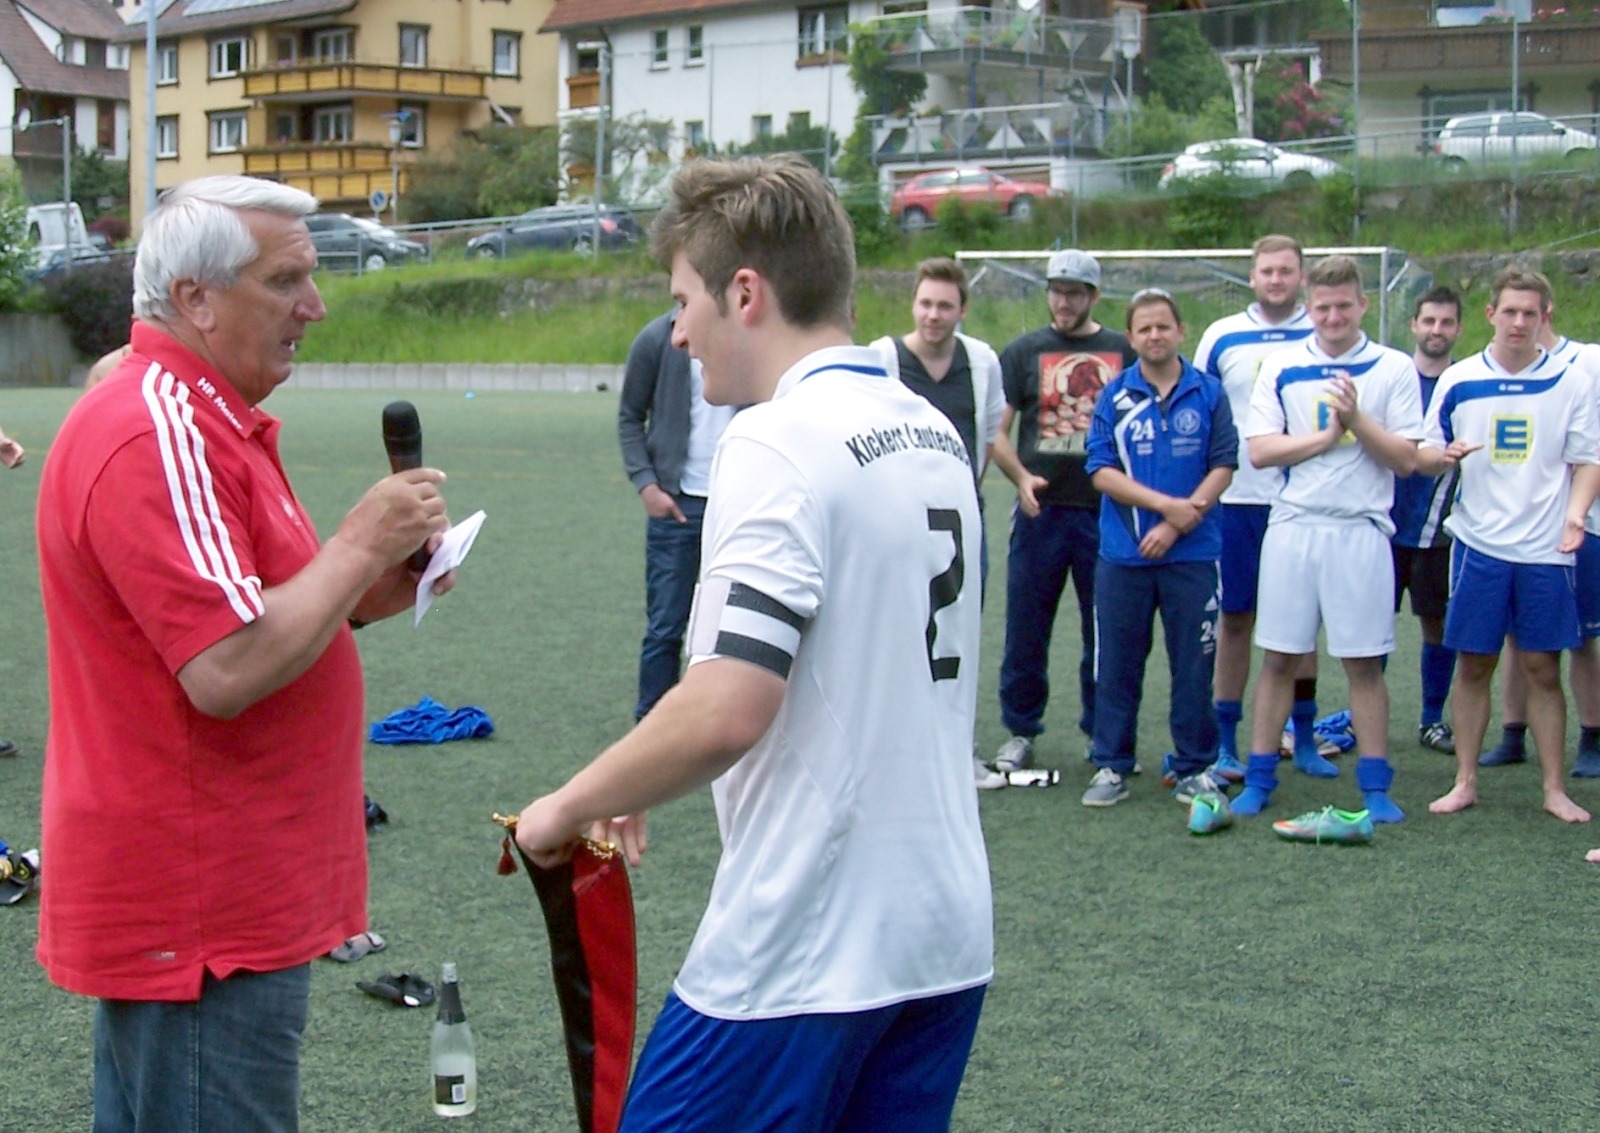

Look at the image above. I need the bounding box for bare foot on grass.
[1544,792,1591,824]
[1429,784,1478,814]
[1584,848,1600,863]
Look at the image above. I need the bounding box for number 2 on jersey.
[925,508,965,682]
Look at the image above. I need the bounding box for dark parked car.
[305,213,426,272]
[465,205,641,258]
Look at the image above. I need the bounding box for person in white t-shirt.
[516,155,993,1133]
[1417,268,1600,822]
[1192,234,1325,782]
[1477,325,1600,776]
[1236,255,1424,821]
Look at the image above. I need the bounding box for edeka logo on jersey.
[1491,416,1533,462]
[1314,398,1356,445]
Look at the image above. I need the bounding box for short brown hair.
[1252,234,1303,264]
[1125,287,1183,330]
[650,154,855,330]
[1305,254,1363,293]
[1412,285,1462,322]
[1489,266,1553,312]
[914,257,967,306]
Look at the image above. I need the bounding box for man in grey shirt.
[618,310,735,720]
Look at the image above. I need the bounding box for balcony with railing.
[1317,17,1600,79]
[868,101,1108,166]
[867,6,1118,81]
[566,72,601,111]
[240,142,407,201]
[243,60,488,103]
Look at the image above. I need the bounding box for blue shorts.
[620,985,987,1133]
[1444,542,1581,655]
[1578,533,1600,639]
[1218,503,1270,614]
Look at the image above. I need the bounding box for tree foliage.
[0,172,32,311]
[70,149,129,221]
[1099,95,1236,159]
[1253,62,1345,142]
[560,112,675,204]
[1147,14,1231,116]
[402,126,561,222]
[837,21,929,185]
[730,123,839,172]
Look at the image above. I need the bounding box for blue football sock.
[1357,756,1404,823]
[1232,753,1279,816]
[1582,727,1600,756]
[1497,723,1527,755]
[1291,697,1317,755]
[1216,700,1243,759]
[1420,643,1456,726]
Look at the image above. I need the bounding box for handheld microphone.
[381,400,434,573]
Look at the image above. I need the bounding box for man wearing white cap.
[989,250,1136,772]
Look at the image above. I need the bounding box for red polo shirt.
[37,323,367,1001]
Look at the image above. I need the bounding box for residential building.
[121,0,558,218]
[542,0,868,201]
[1314,0,1600,155]
[540,1,1133,202]
[0,0,130,201]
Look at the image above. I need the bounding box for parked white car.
[1158,138,1342,190]
[1434,112,1599,165]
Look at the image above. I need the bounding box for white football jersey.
[1193,304,1314,505]
[1423,345,1600,564]
[1546,337,1600,534]
[1245,334,1424,534]
[676,345,993,1020]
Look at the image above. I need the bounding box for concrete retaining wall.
[0,313,77,387]
[290,362,624,392]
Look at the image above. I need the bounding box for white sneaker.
[973,759,1008,791]
[994,735,1034,772]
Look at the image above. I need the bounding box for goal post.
[954,247,1426,351]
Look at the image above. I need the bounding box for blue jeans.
[999,504,1099,739]
[636,494,706,720]
[93,964,310,1133]
[1091,559,1221,777]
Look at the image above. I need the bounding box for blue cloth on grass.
[369,697,494,744]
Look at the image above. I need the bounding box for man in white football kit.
[1479,322,1600,777]
[516,156,993,1132]
[1236,255,1424,821]
[1417,269,1600,822]
[1191,235,1326,782]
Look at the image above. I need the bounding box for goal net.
[955,247,1428,351]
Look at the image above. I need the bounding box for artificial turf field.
[2,385,1599,1133]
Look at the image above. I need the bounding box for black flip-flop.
[356,972,435,1008]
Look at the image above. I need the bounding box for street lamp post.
[15,110,73,265]
[383,110,412,221]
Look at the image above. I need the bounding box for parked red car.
[889,166,1059,229]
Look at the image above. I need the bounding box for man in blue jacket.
[1081,289,1237,807]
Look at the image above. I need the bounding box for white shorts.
[1255,519,1395,658]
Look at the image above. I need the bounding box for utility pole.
[591,39,610,259]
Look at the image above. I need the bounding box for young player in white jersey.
[1236,255,1424,821]
[1418,268,1600,822]
[1191,235,1325,782]
[1479,326,1600,776]
[515,156,993,1132]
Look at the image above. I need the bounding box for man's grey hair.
[133,176,319,322]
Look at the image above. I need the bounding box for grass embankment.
[299,168,1600,366]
